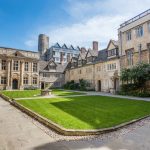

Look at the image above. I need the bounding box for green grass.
[1,90,41,98]
[1,89,85,99]
[16,96,150,129]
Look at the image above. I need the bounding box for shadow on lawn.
[49,96,140,129]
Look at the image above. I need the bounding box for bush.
[63,79,90,91]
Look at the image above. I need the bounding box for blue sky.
[0,0,150,51]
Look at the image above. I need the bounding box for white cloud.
[25,0,150,49]
[25,40,36,47]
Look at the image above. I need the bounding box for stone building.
[118,9,150,68]
[39,59,67,89]
[0,47,39,90]
[65,40,120,93]
[38,34,80,63]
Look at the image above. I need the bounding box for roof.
[88,49,98,57]
[0,46,38,53]
[39,60,68,73]
[95,49,108,62]
[78,51,87,60]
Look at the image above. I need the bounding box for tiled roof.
[88,49,98,57]
[95,49,108,62]
[39,60,68,73]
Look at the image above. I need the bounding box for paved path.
[0,98,150,150]
[16,91,150,102]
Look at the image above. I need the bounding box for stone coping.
[0,93,150,136]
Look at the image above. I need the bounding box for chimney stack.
[93,41,98,51]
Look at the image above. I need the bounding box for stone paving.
[0,97,150,150]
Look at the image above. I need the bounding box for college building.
[0,9,149,91]
[65,9,150,93]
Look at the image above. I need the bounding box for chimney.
[93,41,98,51]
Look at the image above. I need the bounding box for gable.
[107,41,116,50]
[86,51,92,57]
[12,51,26,57]
[62,44,68,49]
[54,43,61,48]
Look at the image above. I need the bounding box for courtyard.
[1,90,150,131]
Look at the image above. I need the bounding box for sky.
[0,0,150,51]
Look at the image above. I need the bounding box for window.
[53,51,55,56]
[136,26,143,37]
[126,30,132,41]
[24,62,29,71]
[107,63,116,70]
[108,49,116,57]
[23,77,28,85]
[1,77,7,84]
[127,50,133,66]
[13,61,19,71]
[148,22,150,32]
[2,60,6,70]
[33,63,37,72]
[32,77,37,84]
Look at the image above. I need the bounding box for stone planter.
[41,89,52,96]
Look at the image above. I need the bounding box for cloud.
[25,40,36,47]
[25,0,150,49]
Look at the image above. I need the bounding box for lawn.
[1,89,85,99]
[16,96,150,129]
[1,90,41,98]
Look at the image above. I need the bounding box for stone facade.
[0,47,39,90]
[39,59,67,89]
[118,9,150,69]
[65,40,120,93]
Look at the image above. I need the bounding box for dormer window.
[49,65,56,70]
[108,49,117,57]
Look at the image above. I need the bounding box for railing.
[120,9,150,28]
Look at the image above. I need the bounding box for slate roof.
[95,49,108,62]
[88,49,98,57]
[39,60,68,73]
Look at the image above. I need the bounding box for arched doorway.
[12,79,18,89]
[98,80,101,92]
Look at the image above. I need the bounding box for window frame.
[13,60,19,71]
[1,76,7,84]
[2,60,6,70]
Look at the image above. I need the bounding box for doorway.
[12,79,18,89]
[41,82,45,89]
[114,78,119,91]
[98,80,101,92]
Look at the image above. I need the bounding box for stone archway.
[12,79,18,89]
